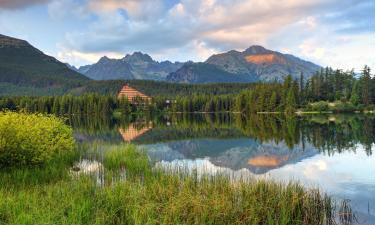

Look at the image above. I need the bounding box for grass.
[0,142,353,225]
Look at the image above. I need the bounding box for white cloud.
[50,0,375,70]
[87,0,165,21]
[299,40,326,61]
[48,0,90,20]
[56,45,123,66]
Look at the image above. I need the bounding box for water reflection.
[69,113,375,224]
[119,122,153,142]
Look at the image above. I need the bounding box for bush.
[0,112,75,167]
[329,101,356,113]
[307,101,329,112]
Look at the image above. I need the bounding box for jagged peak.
[97,56,112,63]
[123,51,153,62]
[244,45,270,54]
[227,50,240,54]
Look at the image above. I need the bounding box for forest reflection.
[69,113,375,156]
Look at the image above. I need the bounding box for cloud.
[56,44,124,66]
[0,0,50,9]
[323,0,375,34]
[47,0,90,20]
[87,0,165,21]
[60,0,332,57]
[50,0,375,70]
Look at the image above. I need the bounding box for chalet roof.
[118,84,151,101]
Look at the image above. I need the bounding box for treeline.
[64,80,256,97]
[121,80,256,97]
[0,94,141,116]
[1,66,375,114]
[153,94,236,112]
[236,66,375,113]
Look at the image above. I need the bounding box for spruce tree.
[350,80,361,105]
[361,65,373,105]
[285,87,297,114]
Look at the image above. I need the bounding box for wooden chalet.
[117,84,152,103]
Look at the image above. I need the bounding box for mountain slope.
[0,34,89,91]
[167,62,256,83]
[80,52,184,80]
[167,45,321,83]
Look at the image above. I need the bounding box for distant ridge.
[78,52,184,80]
[167,45,321,83]
[0,33,89,95]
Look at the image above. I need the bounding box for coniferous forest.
[1,66,374,115]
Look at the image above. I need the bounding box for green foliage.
[328,101,356,113]
[307,101,329,112]
[103,145,150,174]
[286,87,297,113]
[0,143,341,225]
[350,80,361,105]
[361,65,373,105]
[0,112,75,167]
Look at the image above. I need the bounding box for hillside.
[0,34,89,95]
[167,45,321,83]
[79,52,184,80]
[167,62,256,83]
[68,79,256,97]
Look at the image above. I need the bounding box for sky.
[0,0,375,70]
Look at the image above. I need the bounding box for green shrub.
[307,101,329,112]
[0,112,75,167]
[329,101,356,113]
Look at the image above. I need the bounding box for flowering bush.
[0,112,75,167]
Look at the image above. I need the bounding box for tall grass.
[0,143,352,225]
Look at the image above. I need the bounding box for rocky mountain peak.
[244,45,270,55]
[124,52,153,63]
[98,56,112,63]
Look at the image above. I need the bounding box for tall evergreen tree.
[361,65,373,105]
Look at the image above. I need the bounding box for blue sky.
[1,0,375,71]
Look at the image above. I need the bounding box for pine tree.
[361,65,373,105]
[269,91,277,111]
[285,87,297,114]
[299,72,305,105]
[350,80,360,105]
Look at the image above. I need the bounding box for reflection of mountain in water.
[144,139,318,174]
[211,141,318,174]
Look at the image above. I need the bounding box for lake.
[71,113,375,224]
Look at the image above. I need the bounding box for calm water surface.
[71,113,375,224]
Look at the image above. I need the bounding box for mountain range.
[168,46,321,83]
[73,52,184,80]
[0,33,322,95]
[76,45,320,83]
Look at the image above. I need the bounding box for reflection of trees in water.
[69,113,375,156]
[236,114,374,156]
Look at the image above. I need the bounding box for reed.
[0,143,351,225]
